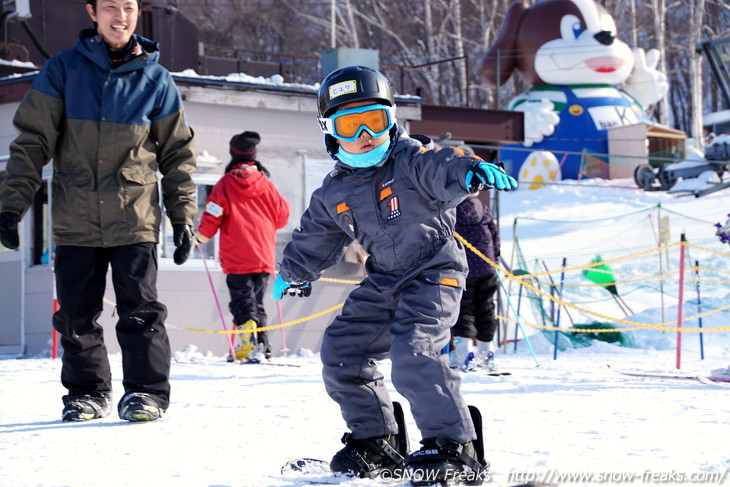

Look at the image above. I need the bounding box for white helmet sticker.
[329,80,357,100]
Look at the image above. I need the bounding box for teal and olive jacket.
[0,28,197,247]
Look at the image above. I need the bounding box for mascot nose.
[594,30,615,46]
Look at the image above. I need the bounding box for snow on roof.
[172,69,320,94]
[0,58,37,69]
[171,69,423,102]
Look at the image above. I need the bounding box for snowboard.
[282,458,556,486]
[281,406,553,487]
[607,364,730,384]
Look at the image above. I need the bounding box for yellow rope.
[453,233,730,334]
[100,237,730,336]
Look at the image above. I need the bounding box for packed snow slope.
[2,178,729,487]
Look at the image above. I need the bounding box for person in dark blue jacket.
[272,65,517,485]
[450,194,501,371]
[0,0,197,423]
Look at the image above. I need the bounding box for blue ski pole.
[553,257,567,360]
[514,282,523,353]
[694,260,705,360]
[496,269,540,367]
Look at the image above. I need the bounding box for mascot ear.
[477,1,528,87]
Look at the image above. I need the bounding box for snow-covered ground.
[2,178,729,487]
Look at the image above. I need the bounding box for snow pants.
[320,268,476,443]
[226,272,270,344]
[452,273,499,342]
[52,244,171,408]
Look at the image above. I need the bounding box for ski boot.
[714,215,730,244]
[246,343,270,364]
[254,329,272,361]
[61,393,112,422]
[475,340,497,372]
[118,392,165,422]
[449,337,474,371]
[404,405,489,486]
[228,319,258,362]
[330,401,410,480]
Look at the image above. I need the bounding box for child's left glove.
[272,274,312,300]
[466,162,518,192]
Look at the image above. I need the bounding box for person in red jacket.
[196,131,290,362]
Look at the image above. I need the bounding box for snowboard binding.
[404,405,489,486]
[329,401,410,480]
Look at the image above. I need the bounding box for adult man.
[0,0,197,422]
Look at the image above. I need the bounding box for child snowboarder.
[272,65,516,485]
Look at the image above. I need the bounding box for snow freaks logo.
[378,468,490,483]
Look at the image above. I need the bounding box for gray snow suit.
[278,130,481,442]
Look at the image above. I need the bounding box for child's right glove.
[466,162,518,192]
[272,274,312,300]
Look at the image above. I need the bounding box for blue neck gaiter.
[336,139,391,168]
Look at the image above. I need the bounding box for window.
[159,175,221,265]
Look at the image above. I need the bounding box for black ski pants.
[226,272,270,344]
[452,273,499,342]
[52,244,170,407]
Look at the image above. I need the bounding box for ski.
[239,360,301,368]
[607,365,730,384]
[173,357,300,367]
[486,371,512,377]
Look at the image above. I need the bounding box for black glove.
[287,282,312,298]
[0,212,20,250]
[172,223,193,265]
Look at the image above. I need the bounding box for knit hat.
[229,131,261,163]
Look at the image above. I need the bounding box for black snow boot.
[118,392,166,422]
[404,406,489,486]
[330,401,410,480]
[61,393,112,422]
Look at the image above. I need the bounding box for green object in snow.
[583,255,618,296]
[570,322,635,347]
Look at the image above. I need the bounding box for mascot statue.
[478,0,669,186]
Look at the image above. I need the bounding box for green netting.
[510,204,729,348]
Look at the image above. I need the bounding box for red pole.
[199,246,236,357]
[676,234,686,370]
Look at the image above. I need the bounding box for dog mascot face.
[478,0,668,182]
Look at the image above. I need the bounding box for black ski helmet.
[317,65,395,118]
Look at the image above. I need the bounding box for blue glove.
[272,274,312,300]
[465,162,518,192]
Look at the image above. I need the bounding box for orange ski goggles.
[318,104,396,142]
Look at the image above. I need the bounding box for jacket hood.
[76,27,160,70]
[227,165,267,196]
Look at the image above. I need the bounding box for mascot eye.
[572,22,584,39]
[560,14,584,40]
